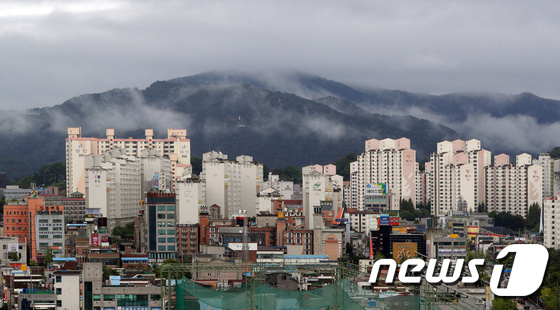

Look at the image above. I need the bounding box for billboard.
[91,233,99,246]
[8,244,18,253]
[393,242,418,263]
[379,214,390,226]
[365,183,386,196]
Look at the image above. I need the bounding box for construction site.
[161,260,488,310]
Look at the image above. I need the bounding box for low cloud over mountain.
[2,71,559,178]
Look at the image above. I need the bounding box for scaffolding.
[161,262,485,310]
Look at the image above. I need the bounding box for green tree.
[488,211,525,231]
[112,222,135,239]
[550,147,560,159]
[272,166,302,184]
[191,156,202,175]
[0,195,5,214]
[44,249,54,267]
[102,264,119,281]
[29,259,38,266]
[8,252,18,261]
[527,203,541,232]
[333,153,357,181]
[492,297,517,310]
[541,287,559,310]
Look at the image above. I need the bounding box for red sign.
[91,233,99,246]
[370,237,374,259]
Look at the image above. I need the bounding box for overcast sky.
[1,0,560,110]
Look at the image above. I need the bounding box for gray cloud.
[2,0,560,111]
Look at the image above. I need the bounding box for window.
[158,206,166,211]
[56,276,61,283]
[56,288,62,295]
[167,245,175,251]
[93,294,101,301]
[104,294,115,301]
[167,206,175,211]
[167,221,174,227]
[158,245,166,251]
[167,229,175,235]
[167,238,175,243]
[167,214,175,219]
[57,300,62,307]
[157,214,166,219]
[53,219,62,223]
[158,237,166,243]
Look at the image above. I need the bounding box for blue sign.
[380,214,390,226]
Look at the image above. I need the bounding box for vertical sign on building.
[370,237,374,259]
[91,233,99,246]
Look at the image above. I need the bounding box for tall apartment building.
[85,149,142,230]
[176,174,204,225]
[533,154,560,198]
[66,127,190,195]
[351,138,416,210]
[427,139,491,215]
[543,196,560,249]
[200,151,263,218]
[486,153,543,216]
[302,166,343,229]
[140,149,173,195]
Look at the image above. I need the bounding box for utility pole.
[242,217,249,263]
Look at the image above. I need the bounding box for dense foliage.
[550,146,560,159]
[488,203,540,233]
[333,153,357,181]
[112,222,135,240]
[399,198,430,221]
[271,166,302,184]
[9,161,65,190]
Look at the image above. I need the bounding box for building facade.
[66,127,191,195]
[486,153,543,216]
[427,139,491,215]
[144,192,177,262]
[200,151,263,218]
[85,149,142,230]
[352,138,416,211]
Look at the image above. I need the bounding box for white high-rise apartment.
[176,175,203,225]
[486,153,543,217]
[349,161,359,209]
[543,196,560,249]
[85,149,142,229]
[533,154,560,198]
[66,127,190,196]
[302,167,341,229]
[351,138,416,210]
[427,139,491,216]
[199,151,263,218]
[140,149,172,195]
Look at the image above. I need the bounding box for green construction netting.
[176,277,384,310]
